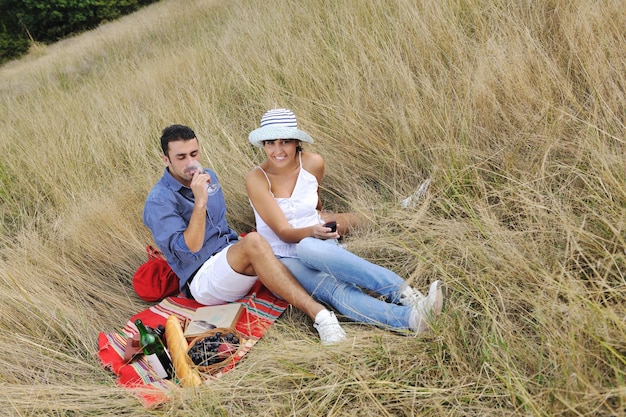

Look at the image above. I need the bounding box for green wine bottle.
[134,319,173,380]
[154,324,167,345]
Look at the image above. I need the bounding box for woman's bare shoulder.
[302,151,324,168]
[245,165,266,185]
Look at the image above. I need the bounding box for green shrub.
[0,31,29,63]
[0,0,159,62]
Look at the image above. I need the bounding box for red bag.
[132,246,180,302]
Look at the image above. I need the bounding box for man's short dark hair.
[160,124,197,156]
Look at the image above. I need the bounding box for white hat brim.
[249,126,314,148]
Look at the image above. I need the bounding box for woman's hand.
[311,223,340,240]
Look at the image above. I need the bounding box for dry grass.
[0,0,625,415]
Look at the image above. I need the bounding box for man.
[143,124,346,345]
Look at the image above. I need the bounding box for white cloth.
[189,245,258,305]
[250,155,322,258]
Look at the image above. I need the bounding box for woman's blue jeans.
[279,237,413,330]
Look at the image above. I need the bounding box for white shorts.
[189,245,258,305]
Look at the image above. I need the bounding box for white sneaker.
[408,280,444,333]
[420,280,444,316]
[399,286,426,307]
[313,310,346,345]
[409,308,429,333]
[429,280,445,316]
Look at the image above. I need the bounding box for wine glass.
[189,161,219,195]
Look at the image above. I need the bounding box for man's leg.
[227,233,346,344]
[227,233,323,319]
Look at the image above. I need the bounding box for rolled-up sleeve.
[143,185,203,284]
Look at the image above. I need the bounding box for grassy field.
[0,0,625,415]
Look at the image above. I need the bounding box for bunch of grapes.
[188,331,240,367]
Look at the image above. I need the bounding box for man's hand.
[190,169,209,206]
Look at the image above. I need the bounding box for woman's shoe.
[399,286,425,307]
[426,280,444,316]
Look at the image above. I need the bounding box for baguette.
[165,314,203,387]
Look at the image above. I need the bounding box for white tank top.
[250,154,322,258]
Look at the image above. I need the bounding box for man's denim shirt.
[143,167,238,288]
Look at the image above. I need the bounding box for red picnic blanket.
[97,280,288,407]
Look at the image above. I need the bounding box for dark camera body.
[324,221,337,232]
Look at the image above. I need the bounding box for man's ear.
[161,154,169,165]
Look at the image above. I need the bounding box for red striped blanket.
[97,281,288,407]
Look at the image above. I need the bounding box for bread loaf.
[165,315,203,387]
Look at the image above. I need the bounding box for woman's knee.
[297,236,324,255]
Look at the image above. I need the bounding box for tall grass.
[1,0,624,415]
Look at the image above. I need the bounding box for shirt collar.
[162,167,187,192]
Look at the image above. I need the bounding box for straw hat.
[248,108,314,148]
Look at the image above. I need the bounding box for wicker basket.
[186,327,244,374]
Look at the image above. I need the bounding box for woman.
[245,108,444,333]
